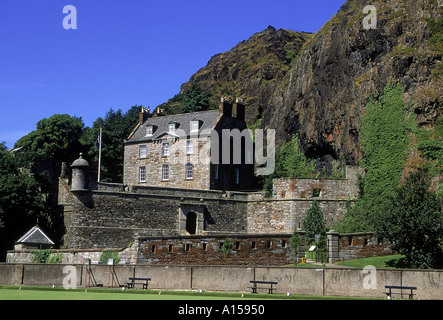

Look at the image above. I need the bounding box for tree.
[262,134,316,192]
[15,114,85,163]
[290,230,301,265]
[0,148,44,260]
[220,236,233,265]
[181,83,212,113]
[83,106,140,182]
[375,169,443,269]
[303,200,326,245]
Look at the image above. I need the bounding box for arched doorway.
[186,212,197,235]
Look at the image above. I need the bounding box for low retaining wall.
[1,263,442,299]
[7,232,391,266]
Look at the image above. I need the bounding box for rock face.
[179,26,312,125]
[262,0,442,164]
[159,0,442,166]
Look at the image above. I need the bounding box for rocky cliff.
[262,0,442,164]
[159,26,312,125]
[157,0,442,166]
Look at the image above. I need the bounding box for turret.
[71,153,90,192]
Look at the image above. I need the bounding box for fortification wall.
[62,188,249,249]
[59,166,364,254]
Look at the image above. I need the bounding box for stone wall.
[58,165,366,257]
[6,246,138,265]
[1,263,442,299]
[247,199,349,233]
[8,231,390,266]
[137,234,294,266]
[338,232,391,261]
[62,186,250,249]
[272,166,364,200]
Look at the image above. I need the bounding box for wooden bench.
[248,280,278,294]
[127,277,151,290]
[385,285,417,299]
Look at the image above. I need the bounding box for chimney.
[219,97,232,117]
[139,106,150,125]
[152,108,165,118]
[232,97,245,121]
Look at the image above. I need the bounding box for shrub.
[99,250,120,264]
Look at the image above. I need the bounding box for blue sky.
[0,0,345,148]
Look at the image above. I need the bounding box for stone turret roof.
[126,110,221,144]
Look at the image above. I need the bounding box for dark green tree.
[0,148,44,260]
[83,106,140,182]
[303,200,326,245]
[15,114,85,163]
[220,236,233,265]
[290,229,301,265]
[181,83,212,113]
[375,169,443,269]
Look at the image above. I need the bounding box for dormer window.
[190,119,200,132]
[146,125,153,136]
[169,122,176,133]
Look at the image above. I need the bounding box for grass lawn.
[0,286,370,300]
[334,255,403,269]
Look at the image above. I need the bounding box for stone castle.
[57,99,367,265]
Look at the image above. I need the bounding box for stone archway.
[179,204,206,235]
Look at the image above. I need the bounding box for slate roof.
[126,110,221,144]
[16,226,55,245]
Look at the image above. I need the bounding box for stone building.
[53,99,370,265]
[123,97,255,191]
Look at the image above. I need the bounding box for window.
[185,163,193,179]
[139,166,147,183]
[162,164,169,181]
[146,125,153,136]
[150,245,156,253]
[162,143,170,156]
[235,241,240,250]
[251,241,257,249]
[213,164,219,180]
[169,122,176,133]
[312,188,321,198]
[168,244,174,252]
[234,168,240,184]
[202,242,208,251]
[186,140,194,154]
[139,145,147,158]
[190,120,199,132]
[185,243,192,252]
[266,240,272,249]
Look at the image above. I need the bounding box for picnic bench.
[248,280,278,294]
[127,277,151,290]
[385,285,417,299]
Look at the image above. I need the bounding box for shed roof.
[16,226,55,245]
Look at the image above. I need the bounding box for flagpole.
[98,127,102,183]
